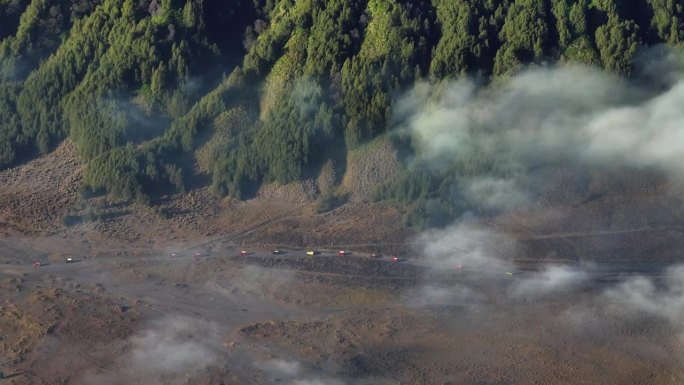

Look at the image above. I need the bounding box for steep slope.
[0,0,680,208]
[0,0,684,234]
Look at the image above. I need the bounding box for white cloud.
[513,265,590,297]
[395,55,684,212]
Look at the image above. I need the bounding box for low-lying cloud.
[399,47,684,306]
[254,358,349,385]
[410,222,591,305]
[79,315,221,385]
[512,265,590,297]
[395,50,684,212]
[126,316,219,378]
[418,222,515,271]
[604,264,684,330]
[255,358,303,377]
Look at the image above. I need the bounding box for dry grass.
[340,135,403,202]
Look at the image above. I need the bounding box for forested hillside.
[0,0,681,209]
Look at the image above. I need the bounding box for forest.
[0,0,681,223]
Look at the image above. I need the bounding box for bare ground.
[1,142,684,384]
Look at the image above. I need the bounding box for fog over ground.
[58,48,684,384]
[605,265,684,336]
[396,47,684,353]
[396,47,684,212]
[78,316,221,385]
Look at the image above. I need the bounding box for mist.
[604,264,684,332]
[398,48,684,355]
[395,48,684,213]
[418,222,515,271]
[408,222,593,306]
[512,265,590,297]
[254,358,349,385]
[78,315,221,385]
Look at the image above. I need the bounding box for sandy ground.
[2,248,684,385]
[2,142,684,384]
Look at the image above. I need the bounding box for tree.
[595,14,640,74]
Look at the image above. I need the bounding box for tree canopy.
[0,0,680,203]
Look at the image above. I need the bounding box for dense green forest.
[0,0,681,218]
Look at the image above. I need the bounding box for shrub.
[315,192,343,213]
